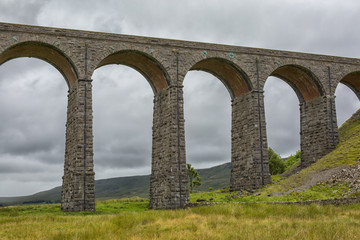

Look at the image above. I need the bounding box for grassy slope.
[264,109,360,195]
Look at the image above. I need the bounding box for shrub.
[284,150,301,169]
[268,148,286,175]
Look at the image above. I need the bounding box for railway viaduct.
[0,22,359,211]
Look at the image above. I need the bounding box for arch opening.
[91,64,153,199]
[264,76,300,159]
[96,50,169,94]
[0,42,78,87]
[0,58,67,198]
[190,58,252,99]
[335,82,360,127]
[183,70,231,191]
[270,65,324,102]
[340,71,360,101]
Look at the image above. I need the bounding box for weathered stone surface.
[300,96,339,168]
[230,91,271,191]
[61,79,95,212]
[0,22,359,212]
[150,86,189,209]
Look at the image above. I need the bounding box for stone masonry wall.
[230,91,271,191]
[300,96,339,168]
[150,86,189,209]
[61,80,95,212]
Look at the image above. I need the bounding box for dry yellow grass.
[1,203,360,239]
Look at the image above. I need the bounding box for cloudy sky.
[0,0,359,197]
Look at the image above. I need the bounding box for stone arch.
[339,71,360,101]
[270,64,324,102]
[0,41,78,87]
[95,50,170,94]
[189,58,252,99]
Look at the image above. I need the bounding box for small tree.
[268,147,285,175]
[186,163,201,192]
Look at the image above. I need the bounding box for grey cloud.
[0,161,43,174]
[335,83,360,126]
[0,155,62,175]
[264,77,301,156]
[0,0,48,25]
[92,65,153,171]
[0,58,66,174]
[184,72,231,166]
[187,145,230,164]
[95,146,151,168]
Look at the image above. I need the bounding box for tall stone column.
[230,90,271,191]
[61,79,95,212]
[150,85,188,209]
[300,95,339,168]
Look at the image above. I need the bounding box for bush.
[268,148,286,175]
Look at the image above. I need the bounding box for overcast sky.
[0,0,359,197]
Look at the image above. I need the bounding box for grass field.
[1,198,360,240]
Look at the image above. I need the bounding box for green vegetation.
[264,110,360,195]
[0,197,149,217]
[285,150,301,170]
[187,163,202,192]
[268,147,285,175]
[268,148,301,175]
[1,200,359,239]
[190,182,350,203]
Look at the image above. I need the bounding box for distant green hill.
[196,162,230,191]
[0,162,231,206]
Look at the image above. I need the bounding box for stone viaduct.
[0,22,359,212]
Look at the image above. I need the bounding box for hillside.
[0,162,231,206]
[263,109,360,198]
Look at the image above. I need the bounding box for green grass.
[0,197,149,217]
[1,200,360,239]
[190,182,350,203]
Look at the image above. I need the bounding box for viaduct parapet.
[0,22,359,211]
